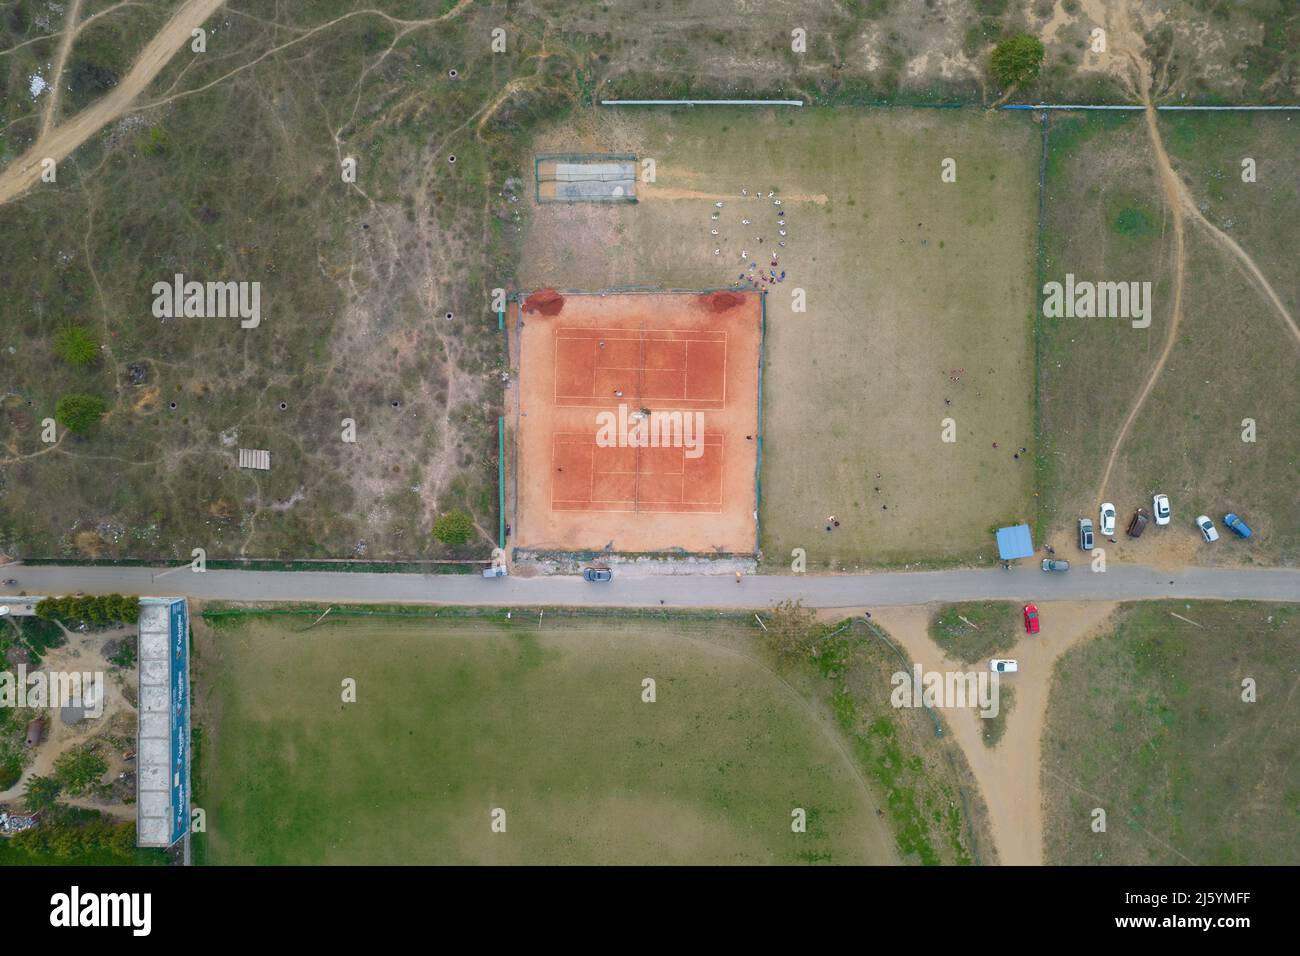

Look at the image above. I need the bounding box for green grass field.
[193,606,992,865]
[1042,601,1300,865]
[195,610,892,864]
[929,601,1023,664]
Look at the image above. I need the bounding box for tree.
[432,509,476,546]
[990,34,1045,89]
[23,774,63,812]
[762,599,826,666]
[52,325,100,367]
[52,745,108,797]
[55,394,108,433]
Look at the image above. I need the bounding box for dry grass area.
[1038,112,1300,566]
[1043,600,1300,865]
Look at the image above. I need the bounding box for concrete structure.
[136,597,190,848]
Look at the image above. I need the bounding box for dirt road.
[872,602,1118,866]
[0,0,226,207]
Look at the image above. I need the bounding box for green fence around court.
[498,416,506,548]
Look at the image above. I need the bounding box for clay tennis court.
[512,290,761,553]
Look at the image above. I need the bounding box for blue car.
[582,567,613,582]
[1223,513,1253,538]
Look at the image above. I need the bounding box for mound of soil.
[700,291,745,313]
[523,289,565,316]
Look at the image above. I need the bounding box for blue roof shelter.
[995,524,1034,561]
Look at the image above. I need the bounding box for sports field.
[193,610,893,865]
[512,290,760,552]
[518,108,1039,567]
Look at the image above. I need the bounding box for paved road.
[2,564,1296,609]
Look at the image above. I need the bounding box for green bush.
[23,775,63,812]
[52,325,100,366]
[52,746,108,797]
[0,757,21,791]
[991,34,1045,88]
[432,509,476,546]
[54,394,108,433]
[35,594,138,627]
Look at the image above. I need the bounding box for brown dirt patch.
[700,291,744,313]
[522,288,566,316]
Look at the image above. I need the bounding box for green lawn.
[194,610,892,864]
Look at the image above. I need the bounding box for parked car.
[1153,494,1171,526]
[1041,559,1070,572]
[1023,604,1040,634]
[481,564,508,579]
[1099,502,1117,537]
[1078,517,1094,551]
[1196,515,1219,543]
[1126,508,1150,538]
[582,566,613,582]
[1224,513,1253,538]
[990,659,1018,673]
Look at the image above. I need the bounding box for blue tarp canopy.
[995,524,1034,560]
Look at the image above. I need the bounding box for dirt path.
[0,0,226,207]
[39,0,85,140]
[871,601,1118,865]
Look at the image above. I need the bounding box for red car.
[1023,604,1040,634]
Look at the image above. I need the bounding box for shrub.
[23,775,63,812]
[52,745,108,797]
[991,34,1045,88]
[35,594,138,627]
[52,325,100,366]
[432,509,476,546]
[54,394,108,433]
[0,757,21,791]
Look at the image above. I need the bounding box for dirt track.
[0,0,226,207]
[871,601,1118,866]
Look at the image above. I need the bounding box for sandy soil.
[869,601,1119,865]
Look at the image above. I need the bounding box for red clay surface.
[513,291,761,553]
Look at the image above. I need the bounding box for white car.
[1099,502,1117,537]
[1153,494,1171,526]
[990,659,1018,673]
[1196,515,1219,543]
